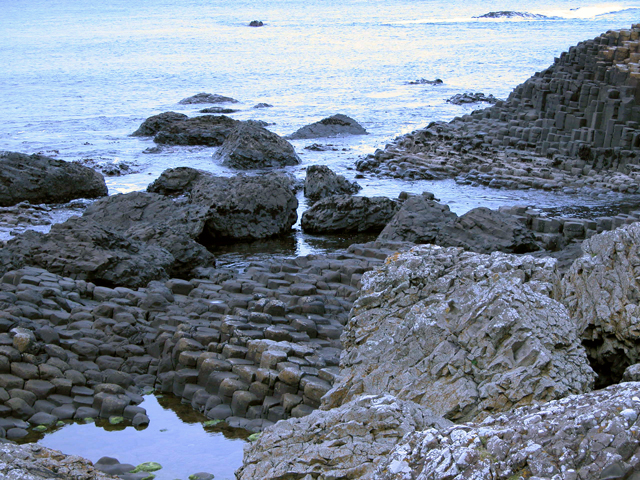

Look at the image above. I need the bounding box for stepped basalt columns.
[362,25,640,194]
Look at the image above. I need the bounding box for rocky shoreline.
[2,24,640,480]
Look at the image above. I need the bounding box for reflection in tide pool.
[36,394,248,480]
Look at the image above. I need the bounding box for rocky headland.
[3,25,640,480]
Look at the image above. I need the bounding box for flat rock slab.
[0,152,107,207]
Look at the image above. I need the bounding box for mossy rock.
[83,417,95,423]
[203,419,223,427]
[247,433,261,442]
[33,425,47,433]
[141,386,155,395]
[56,421,66,427]
[141,475,156,480]
[109,416,124,425]
[132,462,163,473]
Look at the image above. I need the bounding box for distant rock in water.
[249,20,264,27]
[215,121,300,169]
[252,103,273,108]
[287,114,367,139]
[152,115,239,146]
[474,11,549,19]
[0,151,108,207]
[178,93,239,105]
[446,92,498,105]
[407,78,443,85]
[198,107,239,114]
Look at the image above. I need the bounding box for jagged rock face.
[237,394,452,480]
[561,223,640,388]
[216,121,300,169]
[375,382,640,480]
[304,165,362,202]
[323,245,595,422]
[287,114,368,139]
[301,195,401,234]
[146,166,207,196]
[0,218,174,287]
[0,152,108,207]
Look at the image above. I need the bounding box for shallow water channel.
[22,394,249,480]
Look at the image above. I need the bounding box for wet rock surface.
[446,92,498,105]
[131,112,189,137]
[301,195,401,234]
[474,10,550,19]
[216,121,300,169]
[0,152,108,207]
[178,93,239,105]
[304,165,362,202]
[287,114,367,139]
[152,115,239,147]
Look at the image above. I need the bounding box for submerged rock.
[178,93,239,104]
[562,223,640,387]
[198,106,239,114]
[323,245,595,422]
[304,165,361,202]
[249,20,264,27]
[287,114,367,139]
[407,78,443,85]
[216,121,300,169]
[474,10,550,19]
[237,394,451,480]
[0,152,108,207]
[301,195,401,234]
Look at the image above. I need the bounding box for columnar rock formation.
[359,25,640,194]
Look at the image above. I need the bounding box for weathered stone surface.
[301,195,401,234]
[153,115,239,146]
[378,193,457,244]
[178,93,239,105]
[446,92,498,105]
[304,165,361,202]
[287,114,367,139]
[237,394,451,480]
[131,111,188,137]
[375,382,640,480]
[146,166,206,196]
[324,245,595,422]
[562,223,640,387]
[216,121,300,169]
[0,152,107,207]
[0,218,174,287]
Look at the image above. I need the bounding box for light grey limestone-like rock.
[301,195,401,234]
[304,165,361,202]
[0,442,115,479]
[561,222,640,387]
[323,245,595,422]
[237,394,451,480]
[375,382,640,480]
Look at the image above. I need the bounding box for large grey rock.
[152,115,239,146]
[324,245,595,422]
[287,114,367,139]
[378,193,457,244]
[178,93,239,104]
[304,165,361,202]
[146,166,206,196]
[301,195,401,234]
[237,394,451,480]
[0,152,108,207]
[216,121,300,169]
[131,111,188,137]
[375,382,640,480]
[561,223,640,387]
[0,217,174,287]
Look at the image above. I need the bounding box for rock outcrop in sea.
[287,114,367,139]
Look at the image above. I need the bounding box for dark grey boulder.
[153,115,239,146]
[199,107,239,114]
[301,195,401,234]
[446,92,498,105]
[407,78,443,85]
[378,193,457,244]
[0,152,107,207]
[253,103,273,108]
[249,20,264,27]
[287,114,367,140]
[178,93,239,104]
[474,11,549,19]
[147,167,206,196]
[438,207,540,254]
[216,121,300,169]
[304,165,361,202]
[131,112,188,137]
[0,218,174,288]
